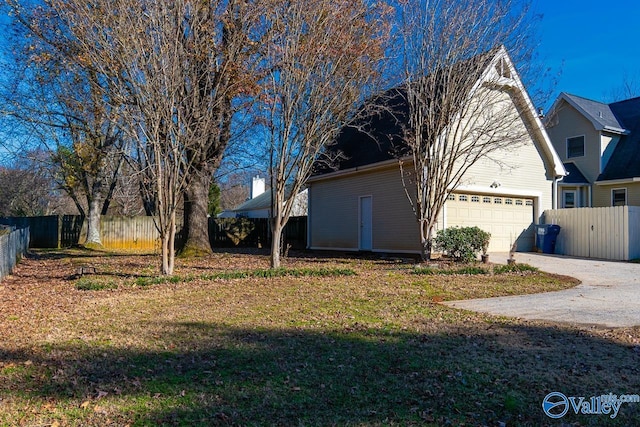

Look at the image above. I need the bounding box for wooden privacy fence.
[544,206,640,260]
[0,215,307,252]
[0,215,82,248]
[0,226,30,281]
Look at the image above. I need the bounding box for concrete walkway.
[445,252,640,327]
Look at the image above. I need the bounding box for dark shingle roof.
[316,50,498,174]
[597,97,640,181]
[318,88,408,172]
[562,93,626,134]
[561,162,589,184]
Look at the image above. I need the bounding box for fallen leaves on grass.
[0,248,637,426]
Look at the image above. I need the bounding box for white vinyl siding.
[593,183,640,207]
[309,82,555,254]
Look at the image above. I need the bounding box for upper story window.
[567,136,585,158]
[612,188,627,206]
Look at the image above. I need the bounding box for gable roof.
[312,46,565,180]
[551,92,629,135]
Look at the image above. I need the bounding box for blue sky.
[2,0,639,160]
[533,0,640,108]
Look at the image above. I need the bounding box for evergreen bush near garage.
[434,226,491,263]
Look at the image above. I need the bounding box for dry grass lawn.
[0,248,639,426]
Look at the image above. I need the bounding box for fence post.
[57,215,62,249]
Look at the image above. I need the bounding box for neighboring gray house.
[219,176,308,219]
[545,92,640,208]
[307,47,565,254]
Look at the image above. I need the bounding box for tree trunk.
[83,194,103,248]
[168,210,176,274]
[270,219,283,269]
[182,170,213,256]
[161,201,178,275]
[420,221,434,261]
[161,233,171,274]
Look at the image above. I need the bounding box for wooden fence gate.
[544,206,640,260]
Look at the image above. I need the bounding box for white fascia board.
[595,177,640,185]
[602,126,630,135]
[483,47,566,179]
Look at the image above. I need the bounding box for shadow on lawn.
[1,322,639,426]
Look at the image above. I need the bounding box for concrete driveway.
[445,252,640,327]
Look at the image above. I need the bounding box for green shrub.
[433,226,491,263]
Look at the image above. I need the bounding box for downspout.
[552,177,559,210]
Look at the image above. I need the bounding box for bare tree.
[396,0,537,260]
[0,154,54,217]
[605,71,640,102]
[3,0,126,247]
[178,1,264,256]
[48,0,265,274]
[217,172,252,211]
[261,0,391,268]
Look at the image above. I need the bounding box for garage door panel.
[446,193,534,252]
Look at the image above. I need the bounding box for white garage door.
[445,193,535,252]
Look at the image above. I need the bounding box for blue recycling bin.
[535,224,561,254]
